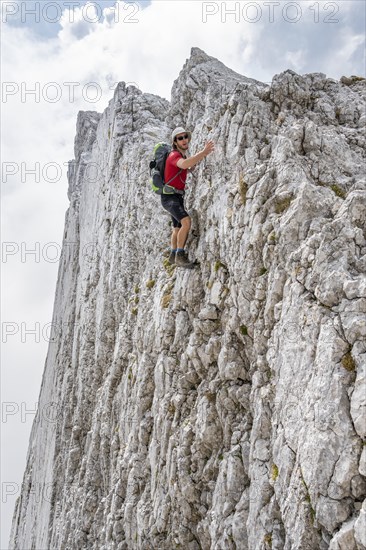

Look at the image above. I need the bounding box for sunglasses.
[176,134,189,141]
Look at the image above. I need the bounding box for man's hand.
[203,140,215,157]
[177,140,215,170]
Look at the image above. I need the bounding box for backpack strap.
[163,169,184,194]
[162,150,186,194]
[165,169,183,186]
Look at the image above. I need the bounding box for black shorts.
[161,193,189,228]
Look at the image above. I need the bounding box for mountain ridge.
[10,48,366,550]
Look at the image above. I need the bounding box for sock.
[171,248,177,253]
[176,248,185,253]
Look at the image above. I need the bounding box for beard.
[178,143,189,152]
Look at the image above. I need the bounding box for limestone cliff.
[10,48,366,550]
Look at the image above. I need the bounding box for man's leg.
[171,227,180,250]
[167,224,180,265]
[175,216,194,268]
[177,216,191,249]
[161,195,193,268]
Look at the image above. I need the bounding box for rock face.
[9,48,366,550]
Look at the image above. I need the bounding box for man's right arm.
[176,140,215,170]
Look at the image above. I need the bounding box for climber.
[161,127,215,268]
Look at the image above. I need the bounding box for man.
[161,127,215,268]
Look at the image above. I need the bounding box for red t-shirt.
[164,150,187,191]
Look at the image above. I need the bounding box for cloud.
[284,49,307,73]
[1,0,124,38]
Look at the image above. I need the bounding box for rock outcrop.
[10,47,366,550]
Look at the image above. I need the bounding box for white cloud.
[1,0,365,546]
[285,49,307,73]
[325,29,365,78]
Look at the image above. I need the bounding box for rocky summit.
[9,48,366,550]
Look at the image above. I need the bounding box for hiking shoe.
[168,250,176,265]
[175,250,194,269]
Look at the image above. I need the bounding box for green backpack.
[149,142,183,194]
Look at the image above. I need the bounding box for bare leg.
[171,228,179,249]
[177,216,191,249]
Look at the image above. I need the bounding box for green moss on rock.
[271,464,279,481]
[330,184,346,199]
[342,352,355,371]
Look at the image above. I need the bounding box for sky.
[1,0,365,546]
